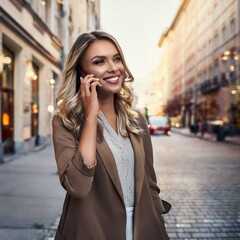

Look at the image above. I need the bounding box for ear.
[79,67,88,78]
[75,65,81,93]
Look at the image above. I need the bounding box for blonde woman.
[52,31,171,240]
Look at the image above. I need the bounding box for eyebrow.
[91,53,120,61]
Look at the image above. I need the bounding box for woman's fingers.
[80,75,100,96]
[90,81,102,93]
[79,74,101,117]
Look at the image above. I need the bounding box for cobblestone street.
[0,133,240,239]
[153,133,240,239]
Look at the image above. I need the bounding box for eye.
[93,59,105,65]
[114,55,122,62]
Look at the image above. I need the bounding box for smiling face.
[79,40,125,98]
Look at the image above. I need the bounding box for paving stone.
[216,232,229,237]
[166,227,184,233]
[167,232,177,238]
[192,232,216,238]
[199,228,211,233]
[193,223,213,228]
[210,227,224,233]
[183,227,200,233]
[228,232,240,237]
[177,232,192,238]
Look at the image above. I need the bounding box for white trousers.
[126,207,134,240]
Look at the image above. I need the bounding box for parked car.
[209,120,240,141]
[148,116,171,136]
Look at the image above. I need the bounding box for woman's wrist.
[85,114,98,123]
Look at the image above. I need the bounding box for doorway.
[1,46,14,154]
[31,63,39,146]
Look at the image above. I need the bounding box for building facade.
[0,0,100,162]
[157,0,240,128]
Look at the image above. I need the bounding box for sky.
[100,0,180,106]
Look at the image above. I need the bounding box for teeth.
[105,77,118,83]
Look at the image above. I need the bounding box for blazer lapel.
[96,131,145,206]
[96,139,124,203]
[129,132,145,206]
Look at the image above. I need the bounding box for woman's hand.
[80,74,102,119]
[78,74,101,168]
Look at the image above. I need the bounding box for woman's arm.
[52,115,96,199]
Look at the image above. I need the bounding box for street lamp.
[0,54,3,162]
[49,78,55,86]
[48,78,56,113]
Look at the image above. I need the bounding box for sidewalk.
[0,144,65,240]
[172,127,240,146]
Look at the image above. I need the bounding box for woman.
[52,31,171,240]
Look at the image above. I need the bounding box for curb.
[42,216,60,240]
[172,129,240,146]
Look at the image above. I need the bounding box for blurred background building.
[155,0,240,130]
[0,0,100,162]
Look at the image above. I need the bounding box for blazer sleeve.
[138,113,171,214]
[52,115,96,199]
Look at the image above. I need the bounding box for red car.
[148,116,171,136]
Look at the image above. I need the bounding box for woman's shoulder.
[52,112,82,140]
[52,112,64,126]
[135,110,147,126]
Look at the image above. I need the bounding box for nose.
[107,61,118,72]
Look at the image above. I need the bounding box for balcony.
[221,73,229,87]
[200,77,220,95]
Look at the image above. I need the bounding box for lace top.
[98,111,135,207]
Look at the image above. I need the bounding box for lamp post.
[0,51,3,162]
[48,78,55,113]
[228,50,239,125]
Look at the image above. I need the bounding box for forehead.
[84,40,119,58]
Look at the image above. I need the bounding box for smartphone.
[75,66,98,94]
[76,65,81,94]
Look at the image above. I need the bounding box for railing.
[200,77,220,95]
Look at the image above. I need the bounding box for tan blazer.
[52,113,171,240]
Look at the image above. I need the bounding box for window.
[230,18,236,35]
[214,63,218,76]
[214,3,218,17]
[222,59,227,72]
[55,2,64,39]
[205,71,208,80]
[209,67,213,78]
[222,26,227,42]
[214,33,219,48]
[25,0,33,4]
[208,39,212,55]
[203,44,206,57]
[2,47,14,89]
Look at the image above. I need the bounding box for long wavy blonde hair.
[55,31,143,138]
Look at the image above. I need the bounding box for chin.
[98,85,122,96]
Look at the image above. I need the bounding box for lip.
[103,75,120,81]
[103,75,121,84]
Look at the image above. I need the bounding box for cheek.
[88,67,106,78]
[119,64,126,73]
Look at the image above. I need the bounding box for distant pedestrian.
[52,31,171,240]
[200,120,208,137]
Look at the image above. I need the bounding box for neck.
[99,94,116,116]
[99,94,118,132]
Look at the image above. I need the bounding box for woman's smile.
[103,75,120,84]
